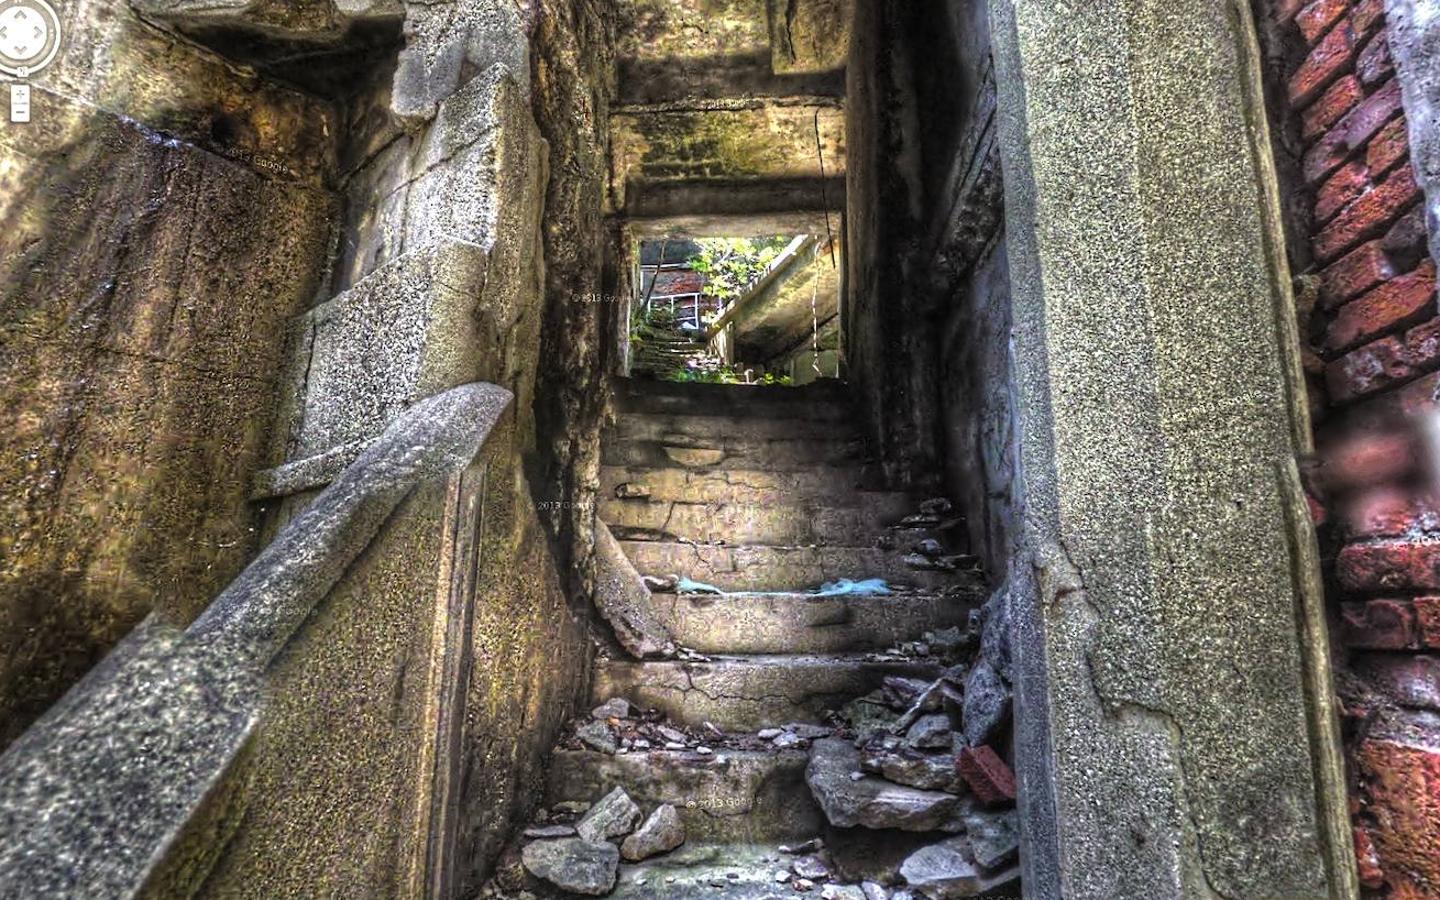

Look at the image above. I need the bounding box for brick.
[1305,79,1404,184]
[1315,164,1422,262]
[1337,539,1440,591]
[1354,740,1440,897]
[1357,29,1395,86]
[1353,654,1440,711]
[1323,430,1420,489]
[1367,115,1410,176]
[1355,826,1385,890]
[1414,597,1440,647]
[957,745,1016,806]
[1341,598,1418,648]
[1343,487,1440,537]
[1351,0,1386,35]
[1321,241,1398,309]
[1298,0,1348,43]
[1290,19,1359,108]
[1316,160,1371,224]
[1327,334,1409,402]
[1275,0,1308,24]
[1303,76,1363,142]
[1381,202,1428,261]
[1324,260,1436,351]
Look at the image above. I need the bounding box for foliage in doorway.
[687,236,792,304]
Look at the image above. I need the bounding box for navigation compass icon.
[0,0,61,79]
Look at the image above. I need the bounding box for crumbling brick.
[1315,165,1422,263]
[1323,260,1436,352]
[1303,75,1363,142]
[1305,79,1403,184]
[957,745,1016,806]
[1291,19,1360,108]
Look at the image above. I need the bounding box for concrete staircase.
[527,378,983,896]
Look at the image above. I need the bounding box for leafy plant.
[687,236,792,304]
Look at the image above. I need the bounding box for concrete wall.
[1265,1,1440,893]
[0,0,337,751]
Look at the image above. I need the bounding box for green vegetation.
[687,236,791,305]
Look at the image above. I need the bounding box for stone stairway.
[485,380,1017,899]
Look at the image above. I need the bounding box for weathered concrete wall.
[531,0,622,607]
[0,0,337,751]
[1263,1,1440,893]
[991,0,1354,895]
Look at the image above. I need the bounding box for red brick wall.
[1276,1,1440,896]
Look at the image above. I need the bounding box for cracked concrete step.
[603,435,866,471]
[546,748,820,844]
[608,843,813,899]
[599,495,910,546]
[613,412,857,444]
[599,464,879,504]
[650,591,971,654]
[613,378,850,421]
[593,654,944,730]
[618,541,964,592]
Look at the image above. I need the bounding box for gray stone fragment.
[905,714,953,750]
[520,837,619,896]
[621,804,685,861]
[792,854,832,880]
[861,747,962,793]
[592,698,632,720]
[523,824,576,839]
[575,786,643,842]
[577,720,618,755]
[961,804,1020,872]
[960,660,1010,748]
[862,882,890,900]
[806,739,965,832]
[899,838,983,899]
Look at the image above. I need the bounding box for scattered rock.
[822,886,868,900]
[882,677,937,710]
[962,804,1020,871]
[620,804,685,861]
[843,695,905,737]
[789,723,835,739]
[807,739,966,832]
[915,538,945,557]
[792,855,832,880]
[961,660,1011,748]
[861,747,962,793]
[780,838,822,855]
[758,727,785,740]
[591,698,632,720]
[956,746,1016,806]
[905,714,953,750]
[656,724,688,744]
[775,870,793,883]
[920,498,953,517]
[576,721,618,755]
[643,574,679,592]
[523,824,576,839]
[575,786,643,842]
[520,838,619,896]
[774,731,808,750]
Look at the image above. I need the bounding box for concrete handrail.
[703,234,817,340]
[0,383,514,900]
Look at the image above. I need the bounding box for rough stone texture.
[0,384,510,898]
[530,0,621,616]
[991,1,1354,896]
[593,519,678,658]
[621,803,686,860]
[806,739,966,833]
[577,785,645,842]
[521,836,621,896]
[0,1,336,752]
[546,747,822,843]
[898,837,1018,899]
[1387,0,1440,271]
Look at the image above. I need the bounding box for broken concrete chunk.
[898,838,985,899]
[807,739,965,832]
[861,746,962,793]
[577,720,618,755]
[620,803,685,861]
[961,660,1010,748]
[905,714,953,750]
[591,698,632,720]
[520,837,619,896]
[961,803,1020,872]
[575,786,643,842]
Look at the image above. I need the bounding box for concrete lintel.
[989,1,1355,897]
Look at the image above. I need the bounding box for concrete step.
[599,465,876,504]
[603,435,865,471]
[608,843,815,899]
[617,541,965,592]
[613,378,851,421]
[600,495,909,546]
[545,749,820,845]
[593,654,943,730]
[613,412,855,443]
[650,591,971,654]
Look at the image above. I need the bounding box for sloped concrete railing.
[0,383,513,900]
